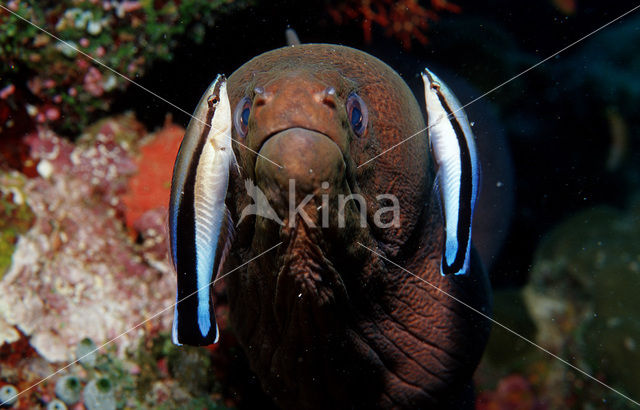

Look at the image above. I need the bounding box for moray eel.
[171,44,492,409]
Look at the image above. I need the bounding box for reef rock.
[0,117,174,362]
[523,201,640,401]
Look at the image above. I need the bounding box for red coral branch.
[328,0,461,50]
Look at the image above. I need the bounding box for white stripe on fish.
[193,79,234,339]
[421,68,479,276]
[170,74,236,345]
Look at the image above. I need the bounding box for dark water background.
[2,0,640,407]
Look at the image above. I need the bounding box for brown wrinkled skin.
[224,44,492,409]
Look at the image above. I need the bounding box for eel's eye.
[234,97,252,138]
[346,93,368,137]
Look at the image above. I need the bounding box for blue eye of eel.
[346,92,368,137]
[234,96,252,138]
[241,106,250,126]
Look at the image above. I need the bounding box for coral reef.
[478,200,640,408]
[522,202,640,403]
[0,172,33,279]
[476,374,544,410]
[0,114,234,408]
[0,115,174,362]
[327,0,460,49]
[47,398,67,410]
[0,0,251,133]
[121,116,184,230]
[77,338,99,368]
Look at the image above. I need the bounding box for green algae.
[1,0,253,133]
[134,332,230,408]
[477,200,640,407]
[0,173,34,280]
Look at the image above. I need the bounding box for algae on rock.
[0,120,174,362]
[523,202,640,401]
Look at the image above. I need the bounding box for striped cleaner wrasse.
[169,74,236,345]
[421,68,480,276]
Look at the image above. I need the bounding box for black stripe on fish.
[172,78,224,345]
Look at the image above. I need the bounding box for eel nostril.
[254,87,271,107]
[317,86,337,109]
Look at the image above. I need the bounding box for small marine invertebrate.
[46,398,67,410]
[328,0,460,49]
[83,378,116,410]
[0,384,18,407]
[54,375,82,405]
[76,338,98,367]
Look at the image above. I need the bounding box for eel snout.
[257,128,345,193]
[254,127,360,232]
[247,73,350,155]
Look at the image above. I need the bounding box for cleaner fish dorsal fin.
[285,28,301,46]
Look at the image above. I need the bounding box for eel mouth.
[255,126,337,157]
[251,127,358,330]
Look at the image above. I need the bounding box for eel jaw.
[251,127,362,330]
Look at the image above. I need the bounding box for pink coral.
[45,107,60,121]
[120,1,142,13]
[83,67,104,97]
[477,374,547,410]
